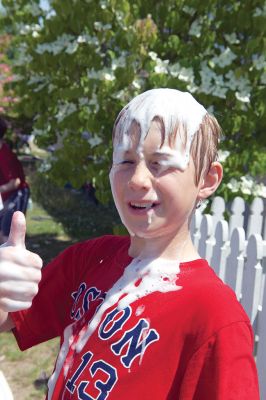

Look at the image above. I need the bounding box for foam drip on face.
[110,88,207,236]
[112,88,207,170]
[47,257,182,398]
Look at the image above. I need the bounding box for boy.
[0,89,259,399]
[0,117,30,244]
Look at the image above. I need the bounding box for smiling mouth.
[129,202,158,210]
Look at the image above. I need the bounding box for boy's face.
[109,121,200,240]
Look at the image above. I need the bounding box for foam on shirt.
[47,256,182,398]
[76,257,182,352]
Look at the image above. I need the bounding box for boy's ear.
[198,161,223,200]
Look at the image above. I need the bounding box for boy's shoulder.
[178,259,250,330]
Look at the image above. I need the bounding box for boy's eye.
[151,161,161,169]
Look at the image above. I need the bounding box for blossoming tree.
[1,0,265,201]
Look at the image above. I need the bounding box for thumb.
[7,211,26,248]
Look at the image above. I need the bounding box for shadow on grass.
[30,174,122,245]
[26,233,74,264]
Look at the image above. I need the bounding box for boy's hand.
[0,211,43,312]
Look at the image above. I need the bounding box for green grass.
[25,201,73,264]
[0,331,59,399]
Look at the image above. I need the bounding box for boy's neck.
[128,231,200,262]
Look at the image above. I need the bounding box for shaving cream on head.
[112,88,207,170]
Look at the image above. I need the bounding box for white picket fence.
[191,196,266,399]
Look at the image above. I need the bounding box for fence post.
[229,197,245,235]
[210,196,225,234]
[190,209,202,249]
[241,234,264,327]
[247,197,264,238]
[198,214,213,263]
[210,220,229,279]
[224,227,246,300]
[256,247,266,400]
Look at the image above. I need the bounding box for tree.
[1,0,266,202]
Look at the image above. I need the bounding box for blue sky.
[40,0,50,11]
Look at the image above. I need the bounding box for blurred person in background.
[0,117,29,244]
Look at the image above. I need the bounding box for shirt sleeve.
[2,145,23,181]
[10,238,100,350]
[179,321,260,400]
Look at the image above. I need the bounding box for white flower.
[27,75,48,86]
[227,178,240,193]
[100,0,108,9]
[212,86,227,99]
[94,21,112,31]
[36,34,76,55]
[48,84,56,93]
[87,136,102,148]
[239,175,255,195]
[224,33,240,44]
[79,97,89,106]
[253,55,266,70]
[104,72,115,81]
[182,5,196,16]
[38,160,52,173]
[235,92,250,103]
[56,102,77,123]
[253,184,266,198]
[254,5,266,17]
[87,69,101,80]
[260,71,266,85]
[211,47,237,68]
[32,31,40,38]
[218,150,230,163]
[154,64,168,74]
[148,51,159,61]
[169,62,181,78]
[26,3,42,17]
[178,67,194,83]
[188,19,202,37]
[111,54,127,70]
[65,42,79,54]
[207,105,214,114]
[132,80,141,89]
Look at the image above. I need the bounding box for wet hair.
[112,109,222,186]
[190,113,222,185]
[0,117,8,139]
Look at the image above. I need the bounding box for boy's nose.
[128,163,152,191]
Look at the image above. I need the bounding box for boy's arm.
[0,178,21,195]
[0,212,42,332]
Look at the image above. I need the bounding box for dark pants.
[0,187,30,236]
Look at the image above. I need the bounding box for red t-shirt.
[0,142,28,201]
[11,235,260,399]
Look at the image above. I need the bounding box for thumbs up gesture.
[0,211,43,312]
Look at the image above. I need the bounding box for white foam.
[47,256,182,398]
[110,88,207,236]
[76,257,181,352]
[113,88,207,170]
[47,324,75,400]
